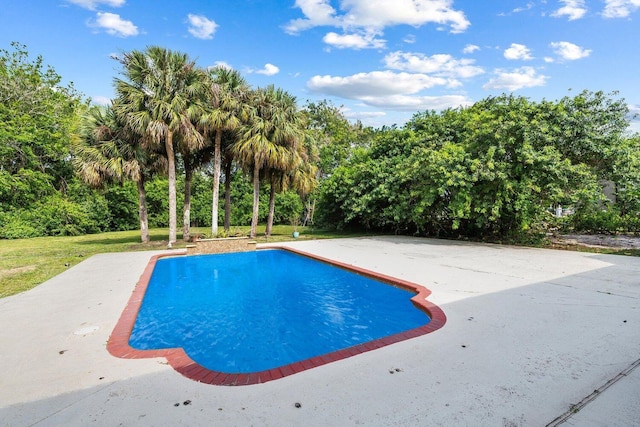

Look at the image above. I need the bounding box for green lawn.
[0,225,365,298]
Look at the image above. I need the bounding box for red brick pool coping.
[107,246,447,386]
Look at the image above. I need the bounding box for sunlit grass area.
[0,225,367,298]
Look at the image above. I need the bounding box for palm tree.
[73,104,163,243]
[264,142,318,236]
[222,132,236,232]
[179,144,202,242]
[179,123,213,242]
[114,47,205,247]
[261,88,310,236]
[217,129,240,232]
[233,86,304,238]
[199,66,249,236]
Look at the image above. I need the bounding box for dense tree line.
[0,42,92,238]
[2,42,638,242]
[77,46,317,244]
[1,44,319,241]
[317,92,640,238]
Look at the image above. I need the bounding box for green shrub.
[273,190,304,224]
[104,183,138,231]
[145,178,169,228]
[0,211,43,238]
[570,207,622,234]
[35,196,96,236]
[188,173,213,227]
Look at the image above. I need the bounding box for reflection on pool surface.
[129,249,432,373]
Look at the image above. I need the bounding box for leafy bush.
[104,183,138,231]
[0,211,43,238]
[145,178,169,228]
[274,190,304,224]
[187,173,213,227]
[569,206,640,234]
[570,207,622,234]
[316,93,627,239]
[0,194,105,238]
[35,196,97,236]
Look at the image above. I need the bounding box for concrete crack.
[546,357,640,426]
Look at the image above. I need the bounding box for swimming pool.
[108,247,446,385]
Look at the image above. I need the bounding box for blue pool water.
[129,249,431,373]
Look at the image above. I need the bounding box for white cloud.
[463,44,480,54]
[284,0,339,33]
[483,67,548,91]
[513,2,535,13]
[67,0,124,10]
[339,0,470,33]
[359,94,472,111]
[92,12,138,37]
[187,14,218,40]
[498,2,535,16]
[323,31,386,49]
[504,43,533,60]
[342,107,387,120]
[285,0,470,36]
[306,70,471,111]
[403,34,416,44]
[602,0,640,18]
[550,41,591,60]
[384,51,484,81]
[209,61,233,70]
[247,63,280,76]
[308,71,447,98]
[341,107,389,127]
[91,95,111,106]
[259,63,280,76]
[552,0,588,20]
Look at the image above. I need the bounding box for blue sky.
[2,0,639,130]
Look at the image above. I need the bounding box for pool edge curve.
[107,246,447,386]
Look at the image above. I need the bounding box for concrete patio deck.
[0,236,638,426]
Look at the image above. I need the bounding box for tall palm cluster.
[73,46,316,244]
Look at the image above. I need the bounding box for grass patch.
[544,241,640,257]
[0,225,367,298]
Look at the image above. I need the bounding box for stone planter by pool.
[186,236,257,255]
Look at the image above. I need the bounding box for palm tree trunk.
[265,178,276,237]
[224,154,232,231]
[183,157,192,242]
[211,131,222,236]
[250,159,260,238]
[137,174,150,244]
[166,132,177,246]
